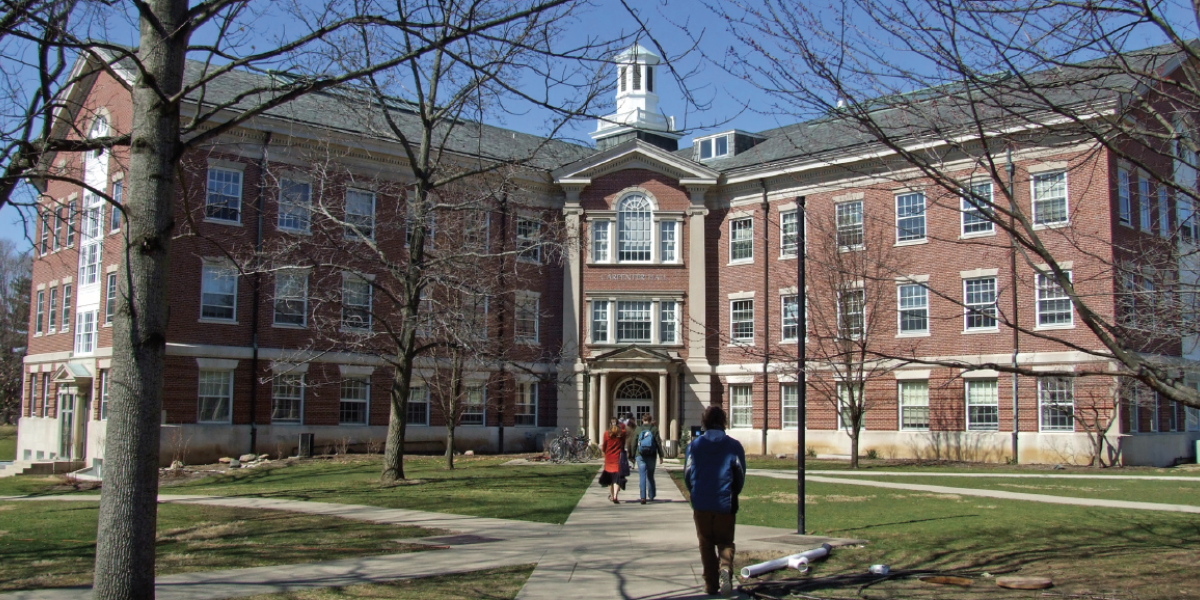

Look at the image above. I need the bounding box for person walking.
[599,417,626,503]
[684,406,746,597]
[633,413,665,504]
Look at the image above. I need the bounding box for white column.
[588,373,600,442]
[658,373,669,440]
[598,372,610,440]
[684,188,709,362]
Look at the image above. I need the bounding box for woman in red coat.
[598,418,626,503]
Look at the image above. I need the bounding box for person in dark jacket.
[684,406,747,597]
[632,413,665,504]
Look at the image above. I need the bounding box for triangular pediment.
[553,139,719,186]
[591,344,678,363]
[52,363,93,384]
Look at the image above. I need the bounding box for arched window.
[617,194,652,262]
[615,378,652,401]
[89,115,109,158]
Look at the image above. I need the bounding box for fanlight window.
[615,379,652,401]
[617,195,652,262]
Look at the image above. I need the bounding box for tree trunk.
[849,427,860,470]
[382,374,410,483]
[94,2,187,599]
[445,424,456,469]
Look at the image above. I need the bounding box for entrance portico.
[586,346,681,451]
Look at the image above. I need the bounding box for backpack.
[638,428,656,455]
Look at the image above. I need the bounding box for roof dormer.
[692,130,767,162]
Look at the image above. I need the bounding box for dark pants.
[693,510,736,592]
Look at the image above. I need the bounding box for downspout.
[761,180,770,455]
[249,131,272,455]
[1007,148,1019,464]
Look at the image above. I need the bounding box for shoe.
[640,499,646,504]
[718,568,733,597]
[612,497,620,504]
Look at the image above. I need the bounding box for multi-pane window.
[731,299,754,343]
[1118,170,1132,225]
[591,300,609,343]
[274,271,308,327]
[517,217,541,263]
[64,200,75,246]
[341,275,372,330]
[897,283,928,334]
[404,198,435,248]
[964,277,997,330]
[406,386,429,426]
[516,382,537,426]
[466,294,489,338]
[516,294,539,343]
[660,301,678,344]
[48,288,58,331]
[1159,186,1170,237]
[40,210,50,254]
[1039,377,1075,432]
[617,301,652,343]
[200,262,237,321]
[100,370,109,420]
[618,195,652,262]
[40,373,49,418]
[729,217,753,262]
[780,210,799,257]
[105,273,117,324]
[1036,272,1073,327]
[339,378,369,425]
[74,310,96,354]
[1033,172,1068,226]
[61,284,71,331]
[660,221,677,263]
[1179,196,1198,242]
[782,295,800,341]
[592,221,610,262]
[344,189,375,239]
[966,379,999,430]
[109,180,122,231]
[837,382,863,431]
[1139,178,1152,232]
[836,201,864,249]
[837,289,865,339]
[198,370,233,423]
[461,386,485,425]
[782,384,799,429]
[206,168,243,222]
[962,182,994,235]
[895,192,926,242]
[899,381,930,430]
[34,290,44,334]
[278,179,312,232]
[271,374,303,424]
[79,242,101,285]
[730,385,752,428]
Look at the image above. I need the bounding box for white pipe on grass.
[740,543,832,578]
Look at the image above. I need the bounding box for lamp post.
[796,196,807,535]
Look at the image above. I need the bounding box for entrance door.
[58,392,75,459]
[613,378,654,423]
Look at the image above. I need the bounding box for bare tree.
[0,239,30,424]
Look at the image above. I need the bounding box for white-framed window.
[660,220,678,263]
[897,283,928,334]
[899,381,930,430]
[1178,196,1198,242]
[79,243,101,286]
[837,382,863,431]
[1186,405,1199,432]
[729,217,753,262]
[782,295,800,341]
[61,284,71,331]
[344,189,376,239]
[660,300,678,344]
[404,197,435,248]
[105,273,117,324]
[1039,377,1075,432]
[34,290,44,334]
[730,384,752,428]
[278,178,312,232]
[74,310,97,355]
[618,195,653,262]
[1032,171,1068,226]
[782,384,799,429]
[109,180,123,232]
[698,135,729,160]
[198,370,233,423]
[406,385,429,426]
[339,377,370,425]
[966,379,999,431]
[895,191,926,243]
[591,300,609,343]
[964,277,997,330]
[515,294,539,343]
[64,200,76,246]
[1139,178,1152,232]
[731,299,754,343]
[1035,271,1073,327]
[48,287,58,331]
[200,261,237,321]
[517,217,542,263]
[1118,169,1132,226]
[781,210,799,257]
[39,209,50,255]
[206,167,243,222]
[40,373,49,418]
[1159,186,1170,238]
[461,386,486,425]
[341,275,372,330]
[837,289,865,339]
[467,294,489,338]
[516,382,538,426]
[99,369,109,420]
[617,300,652,343]
[274,271,308,327]
[961,182,994,235]
[271,374,303,424]
[592,220,610,262]
[836,201,864,249]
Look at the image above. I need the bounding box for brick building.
[16,43,1200,468]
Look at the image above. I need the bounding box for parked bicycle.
[545,427,599,463]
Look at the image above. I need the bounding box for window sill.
[198,318,239,325]
[900,427,930,432]
[273,323,308,330]
[894,238,928,247]
[778,254,799,261]
[1032,221,1069,230]
[32,333,42,338]
[959,230,995,240]
[966,427,1000,433]
[516,339,540,346]
[204,218,243,227]
[103,323,112,328]
[962,328,1000,335]
[271,421,304,426]
[727,259,754,267]
[511,424,540,428]
[728,341,755,347]
[406,423,430,428]
[339,327,373,334]
[278,227,312,236]
[1034,324,1074,331]
[337,423,370,427]
[197,421,233,425]
[1038,429,1076,434]
[838,246,864,253]
[589,341,683,348]
[896,331,931,338]
[517,258,543,266]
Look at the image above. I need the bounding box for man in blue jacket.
[684,405,747,597]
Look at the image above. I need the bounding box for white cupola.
[592,43,681,151]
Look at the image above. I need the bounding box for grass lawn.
[744,453,1200,475]
[705,473,1200,599]
[822,473,1200,506]
[0,425,15,462]
[237,565,536,600]
[0,500,440,592]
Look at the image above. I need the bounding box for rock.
[218,457,233,464]
[170,460,184,469]
[776,454,787,459]
[228,459,241,468]
[239,454,257,462]
[256,453,270,461]
[464,450,475,457]
[1052,463,1065,470]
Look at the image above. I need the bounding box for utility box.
[1195,440,1199,464]
[298,433,315,459]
